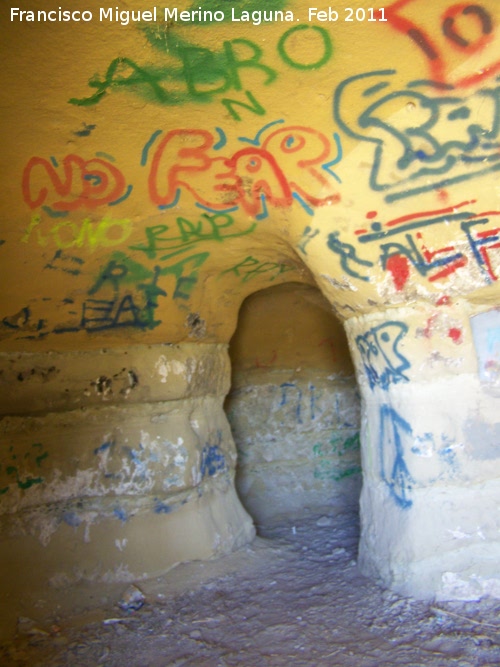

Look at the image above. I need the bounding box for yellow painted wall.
[3,0,500,352]
[2,0,500,622]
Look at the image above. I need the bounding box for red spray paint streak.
[22,155,127,211]
[385,254,411,290]
[386,0,499,88]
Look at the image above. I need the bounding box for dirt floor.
[2,508,500,666]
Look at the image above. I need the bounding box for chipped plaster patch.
[320,274,359,291]
[463,417,500,460]
[154,356,186,383]
[101,565,136,583]
[415,311,464,342]
[441,572,500,600]
[36,514,60,547]
[186,313,206,339]
[154,356,169,383]
[420,350,464,370]
[115,538,128,551]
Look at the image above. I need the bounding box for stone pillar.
[345,300,500,600]
[0,343,254,627]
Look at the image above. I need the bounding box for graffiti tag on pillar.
[279,382,304,424]
[200,437,227,479]
[356,321,410,390]
[379,405,414,509]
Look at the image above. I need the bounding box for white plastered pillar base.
[345,301,500,600]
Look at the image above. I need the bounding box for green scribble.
[69,55,186,107]
[313,432,360,458]
[130,214,257,258]
[277,25,332,70]
[185,0,288,23]
[313,432,361,481]
[159,251,210,300]
[70,34,277,108]
[69,2,288,109]
[222,90,266,121]
[313,464,361,481]
[89,252,154,295]
[36,452,49,467]
[1,442,48,493]
[17,476,44,490]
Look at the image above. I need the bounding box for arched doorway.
[225,282,362,525]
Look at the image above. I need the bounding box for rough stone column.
[0,343,254,628]
[345,300,500,600]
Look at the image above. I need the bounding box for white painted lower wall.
[0,343,255,637]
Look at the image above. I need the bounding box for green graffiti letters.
[220,255,296,282]
[277,25,333,69]
[22,214,134,252]
[70,26,334,120]
[130,213,256,259]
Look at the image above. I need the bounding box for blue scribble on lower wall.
[63,511,82,527]
[200,444,227,478]
[94,440,114,455]
[379,405,414,509]
[279,382,303,424]
[153,500,172,514]
[113,507,128,522]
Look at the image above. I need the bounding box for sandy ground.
[2,508,500,666]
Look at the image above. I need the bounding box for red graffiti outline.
[148,129,238,210]
[224,146,292,216]
[442,3,493,53]
[22,155,127,212]
[261,125,341,207]
[148,125,341,216]
[386,0,500,87]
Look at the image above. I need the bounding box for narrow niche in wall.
[224,282,362,528]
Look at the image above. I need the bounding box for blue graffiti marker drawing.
[200,444,226,478]
[279,382,303,424]
[334,70,500,203]
[356,321,410,390]
[379,405,414,509]
[327,231,374,281]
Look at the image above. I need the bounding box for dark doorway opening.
[224,282,362,527]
